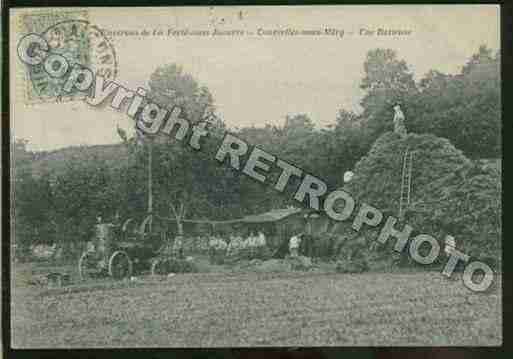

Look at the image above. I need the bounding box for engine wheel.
[108,251,133,279]
[78,251,97,281]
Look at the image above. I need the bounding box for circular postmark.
[28,19,118,102]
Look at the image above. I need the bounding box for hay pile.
[345,131,501,263]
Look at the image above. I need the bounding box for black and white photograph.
[5,4,502,348]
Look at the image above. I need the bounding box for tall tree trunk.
[170,203,185,237]
[176,218,184,237]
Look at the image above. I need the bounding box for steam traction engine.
[78,216,175,280]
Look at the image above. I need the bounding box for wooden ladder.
[399,149,414,220]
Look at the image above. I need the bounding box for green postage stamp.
[17,9,117,104]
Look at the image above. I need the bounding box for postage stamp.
[17,10,118,104]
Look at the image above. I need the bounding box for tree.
[236,113,329,211]
[125,63,237,236]
[49,150,119,258]
[409,45,500,158]
[319,109,373,187]
[462,45,495,75]
[360,49,418,138]
[279,114,318,166]
[148,64,214,124]
[13,139,53,258]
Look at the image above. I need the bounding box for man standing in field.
[257,231,267,258]
[444,235,456,256]
[289,233,302,257]
[443,234,459,277]
[173,235,184,259]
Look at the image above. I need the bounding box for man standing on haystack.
[393,104,407,137]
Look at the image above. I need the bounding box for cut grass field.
[11,261,501,347]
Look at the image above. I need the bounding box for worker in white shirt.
[257,231,266,247]
[255,231,267,258]
[393,104,407,137]
[443,234,459,279]
[289,233,302,257]
[246,231,257,258]
[444,235,456,256]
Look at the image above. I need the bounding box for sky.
[10,5,500,151]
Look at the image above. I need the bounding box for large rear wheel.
[108,251,133,280]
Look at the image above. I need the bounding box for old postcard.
[8,5,501,347]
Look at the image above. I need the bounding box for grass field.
[11,261,501,348]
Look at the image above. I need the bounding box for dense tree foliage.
[408,45,500,158]
[13,140,53,255]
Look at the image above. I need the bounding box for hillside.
[30,143,131,179]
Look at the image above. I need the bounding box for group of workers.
[95,216,459,272]
[229,231,267,249]
[209,231,268,252]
